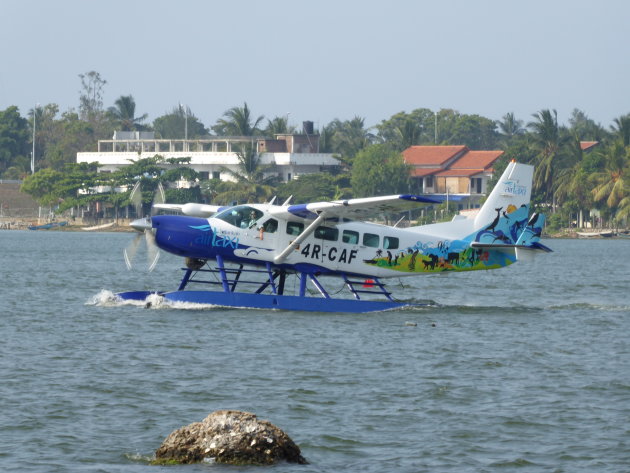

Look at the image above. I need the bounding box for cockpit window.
[215,205,263,228]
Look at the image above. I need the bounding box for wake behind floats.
[117,161,551,312]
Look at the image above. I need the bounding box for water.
[1,231,629,472]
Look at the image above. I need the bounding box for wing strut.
[274,212,326,264]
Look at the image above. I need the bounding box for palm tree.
[554,136,596,227]
[212,102,264,136]
[498,112,524,139]
[611,114,630,147]
[329,116,374,165]
[592,141,629,212]
[393,118,423,151]
[264,116,296,136]
[216,142,276,203]
[527,109,566,204]
[107,95,147,131]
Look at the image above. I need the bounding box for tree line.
[1,70,629,228]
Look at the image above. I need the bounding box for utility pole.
[434,111,438,144]
[31,104,39,174]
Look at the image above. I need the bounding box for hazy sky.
[2,0,628,131]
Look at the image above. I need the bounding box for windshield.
[215,205,263,228]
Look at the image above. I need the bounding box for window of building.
[383,236,399,250]
[425,175,434,187]
[286,221,304,236]
[315,226,339,241]
[199,171,209,180]
[342,230,359,244]
[363,233,379,248]
[471,177,482,193]
[212,171,221,180]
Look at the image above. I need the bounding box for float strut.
[178,269,193,291]
[299,272,307,297]
[215,254,231,293]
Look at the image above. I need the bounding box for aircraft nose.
[130,217,152,232]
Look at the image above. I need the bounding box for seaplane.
[116,160,551,312]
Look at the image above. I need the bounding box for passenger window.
[286,221,304,236]
[363,233,379,248]
[342,230,359,244]
[384,236,399,249]
[261,218,278,233]
[315,226,339,241]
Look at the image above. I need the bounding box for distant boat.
[82,222,116,231]
[577,230,615,238]
[28,221,68,230]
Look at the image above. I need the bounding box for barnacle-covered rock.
[154,410,307,465]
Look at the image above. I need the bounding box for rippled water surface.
[1,231,629,472]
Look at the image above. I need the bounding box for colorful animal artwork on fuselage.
[363,204,543,274]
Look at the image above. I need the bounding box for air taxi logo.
[189,224,239,248]
[502,180,527,196]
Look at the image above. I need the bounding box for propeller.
[123,181,165,272]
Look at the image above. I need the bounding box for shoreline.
[2,221,627,238]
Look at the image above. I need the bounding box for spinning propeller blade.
[129,181,142,218]
[124,180,164,272]
[146,229,160,272]
[151,182,165,216]
[123,233,144,270]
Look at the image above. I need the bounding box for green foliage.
[4,82,630,226]
[44,111,96,170]
[107,95,148,131]
[212,102,264,136]
[275,173,346,203]
[351,144,410,197]
[264,116,296,136]
[449,114,499,150]
[375,109,434,151]
[165,186,202,204]
[153,106,208,139]
[333,116,374,163]
[0,106,30,176]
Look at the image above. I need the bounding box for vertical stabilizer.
[474,161,534,230]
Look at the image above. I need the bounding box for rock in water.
[154,410,307,465]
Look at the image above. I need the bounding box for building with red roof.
[402,145,504,209]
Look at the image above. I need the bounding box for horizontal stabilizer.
[471,242,553,252]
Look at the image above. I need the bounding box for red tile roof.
[450,150,503,169]
[403,145,467,166]
[580,141,599,151]
[410,168,441,177]
[404,145,503,181]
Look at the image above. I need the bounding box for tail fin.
[474,160,533,231]
[470,161,549,251]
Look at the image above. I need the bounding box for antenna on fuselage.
[268,196,277,205]
[282,195,293,206]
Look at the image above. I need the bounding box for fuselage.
[152,203,525,278]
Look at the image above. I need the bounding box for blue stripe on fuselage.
[152,215,228,259]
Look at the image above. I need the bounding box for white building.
[77,128,339,183]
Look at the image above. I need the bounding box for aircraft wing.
[153,202,223,218]
[271,194,441,220]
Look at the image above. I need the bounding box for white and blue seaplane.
[117,160,551,312]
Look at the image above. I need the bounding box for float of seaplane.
[116,160,551,312]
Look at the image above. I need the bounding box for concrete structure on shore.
[77,124,339,183]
